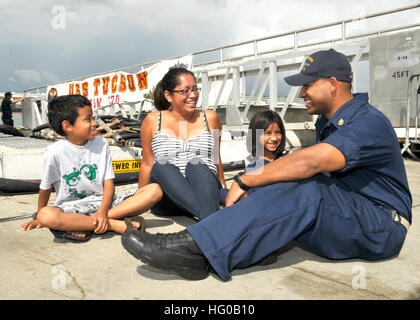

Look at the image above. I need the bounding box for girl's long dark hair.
[246,110,286,158]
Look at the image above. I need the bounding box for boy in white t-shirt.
[20,95,162,241]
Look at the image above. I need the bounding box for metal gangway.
[23,4,420,151]
[402,74,420,160]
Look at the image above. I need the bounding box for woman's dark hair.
[153,67,196,110]
[47,94,91,136]
[246,110,286,158]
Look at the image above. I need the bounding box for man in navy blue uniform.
[122,49,412,281]
[1,92,24,126]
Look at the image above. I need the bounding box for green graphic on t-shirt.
[63,164,98,199]
[63,164,98,186]
[63,168,81,186]
[80,164,97,180]
[69,189,87,199]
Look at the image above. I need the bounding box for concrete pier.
[0,159,419,301]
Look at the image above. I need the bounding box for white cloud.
[41,70,61,84]
[10,70,42,85]
[8,69,60,89]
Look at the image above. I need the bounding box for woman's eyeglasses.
[171,87,201,95]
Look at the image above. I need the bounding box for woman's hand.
[224,181,248,207]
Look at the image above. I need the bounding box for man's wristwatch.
[234,172,250,191]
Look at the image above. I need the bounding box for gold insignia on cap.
[338,118,344,126]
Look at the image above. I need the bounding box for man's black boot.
[121,229,209,280]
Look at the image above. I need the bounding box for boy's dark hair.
[153,67,196,110]
[246,110,286,158]
[47,94,91,136]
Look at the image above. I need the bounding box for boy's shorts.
[49,189,137,238]
[58,189,137,216]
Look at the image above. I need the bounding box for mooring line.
[0,213,35,223]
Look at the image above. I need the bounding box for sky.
[1,0,419,94]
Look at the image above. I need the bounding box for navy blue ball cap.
[284,49,353,86]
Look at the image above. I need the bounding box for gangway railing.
[192,4,420,68]
[401,74,420,160]
[192,4,420,127]
[23,4,419,94]
[22,4,420,143]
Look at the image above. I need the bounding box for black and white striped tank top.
[151,111,217,176]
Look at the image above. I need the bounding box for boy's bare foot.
[20,220,89,238]
[109,216,145,234]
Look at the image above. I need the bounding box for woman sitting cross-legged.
[139,67,227,220]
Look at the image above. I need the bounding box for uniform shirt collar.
[316,93,369,140]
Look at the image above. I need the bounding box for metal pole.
[269,61,278,111]
[232,67,240,108]
[350,46,365,93]
[256,73,269,105]
[294,32,298,52]
[242,63,267,122]
[405,75,413,150]
[201,72,209,109]
[254,40,258,57]
[213,68,231,111]
[342,22,346,42]
[403,74,420,156]
[415,79,420,142]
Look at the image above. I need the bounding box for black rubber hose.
[31,123,50,132]
[98,115,117,122]
[0,125,25,137]
[119,132,140,139]
[122,122,142,128]
[98,115,141,124]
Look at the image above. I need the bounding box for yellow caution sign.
[112,159,141,173]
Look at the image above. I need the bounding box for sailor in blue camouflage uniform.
[122,49,412,281]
